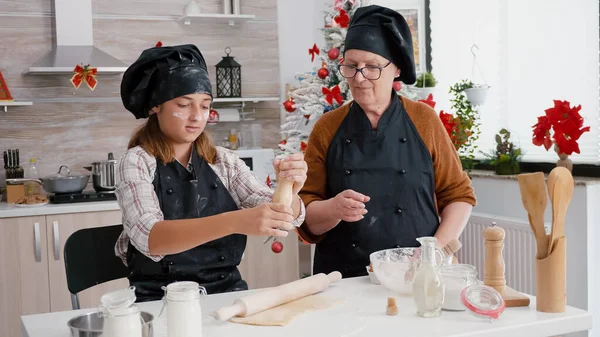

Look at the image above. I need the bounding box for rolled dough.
[229,294,344,326]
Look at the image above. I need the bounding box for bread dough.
[229,294,343,326]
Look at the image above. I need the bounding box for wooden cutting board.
[503,286,531,307]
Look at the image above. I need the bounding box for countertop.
[21,276,592,337]
[0,200,120,219]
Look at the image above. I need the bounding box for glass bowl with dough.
[369,248,421,295]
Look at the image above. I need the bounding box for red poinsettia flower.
[418,94,436,109]
[532,100,590,155]
[553,132,581,155]
[439,110,456,138]
[532,115,553,150]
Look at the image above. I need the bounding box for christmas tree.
[277,0,418,157]
[277,0,360,155]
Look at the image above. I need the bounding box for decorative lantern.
[215,47,241,98]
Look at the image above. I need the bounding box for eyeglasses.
[337,62,392,80]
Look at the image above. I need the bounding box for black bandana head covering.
[120,44,212,119]
[344,5,416,84]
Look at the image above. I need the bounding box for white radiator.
[457,214,538,296]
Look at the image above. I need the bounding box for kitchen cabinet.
[0,211,127,337]
[0,216,50,337]
[45,211,128,312]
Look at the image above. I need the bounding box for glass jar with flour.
[99,286,143,337]
[160,281,207,337]
[440,264,481,311]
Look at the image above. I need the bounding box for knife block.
[6,183,25,203]
[536,236,566,312]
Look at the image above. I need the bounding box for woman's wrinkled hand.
[329,189,371,222]
[273,152,308,195]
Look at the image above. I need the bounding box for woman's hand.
[233,203,295,237]
[329,189,371,222]
[274,152,308,195]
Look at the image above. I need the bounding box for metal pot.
[7,165,90,194]
[67,310,154,337]
[84,153,117,192]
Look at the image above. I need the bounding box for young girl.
[115,44,307,301]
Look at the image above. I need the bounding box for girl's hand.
[274,152,308,195]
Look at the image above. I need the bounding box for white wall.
[277,0,328,128]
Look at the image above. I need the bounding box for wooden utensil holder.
[536,236,566,313]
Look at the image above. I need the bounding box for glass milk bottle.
[99,286,143,337]
[412,236,446,318]
[163,281,207,337]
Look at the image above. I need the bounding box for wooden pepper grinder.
[264,159,295,252]
[483,222,530,307]
[272,167,294,206]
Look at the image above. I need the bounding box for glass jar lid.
[460,284,506,320]
[100,286,137,311]
[165,281,206,301]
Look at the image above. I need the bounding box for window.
[428,0,600,166]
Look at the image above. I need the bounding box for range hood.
[25,0,128,74]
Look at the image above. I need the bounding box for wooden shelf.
[26,96,279,104]
[213,97,279,103]
[179,13,256,26]
[1,101,33,112]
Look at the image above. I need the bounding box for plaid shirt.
[114,146,305,265]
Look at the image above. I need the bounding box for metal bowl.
[67,311,154,337]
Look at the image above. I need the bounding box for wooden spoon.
[517,172,549,259]
[546,167,574,256]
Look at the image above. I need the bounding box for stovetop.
[49,191,117,204]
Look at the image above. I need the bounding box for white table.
[21,276,592,337]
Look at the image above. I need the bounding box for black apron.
[314,93,440,278]
[126,147,248,302]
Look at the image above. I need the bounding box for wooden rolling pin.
[213,271,342,321]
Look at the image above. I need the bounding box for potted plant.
[482,128,523,175]
[464,83,490,106]
[411,72,437,99]
[450,79,490,106]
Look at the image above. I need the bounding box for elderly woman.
[298,5,476,278]
[115,44,307,301]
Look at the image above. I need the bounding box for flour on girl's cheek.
[172,112,186,119]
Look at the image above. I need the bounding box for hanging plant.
[448,79,482,171]
[463,44,490,106]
